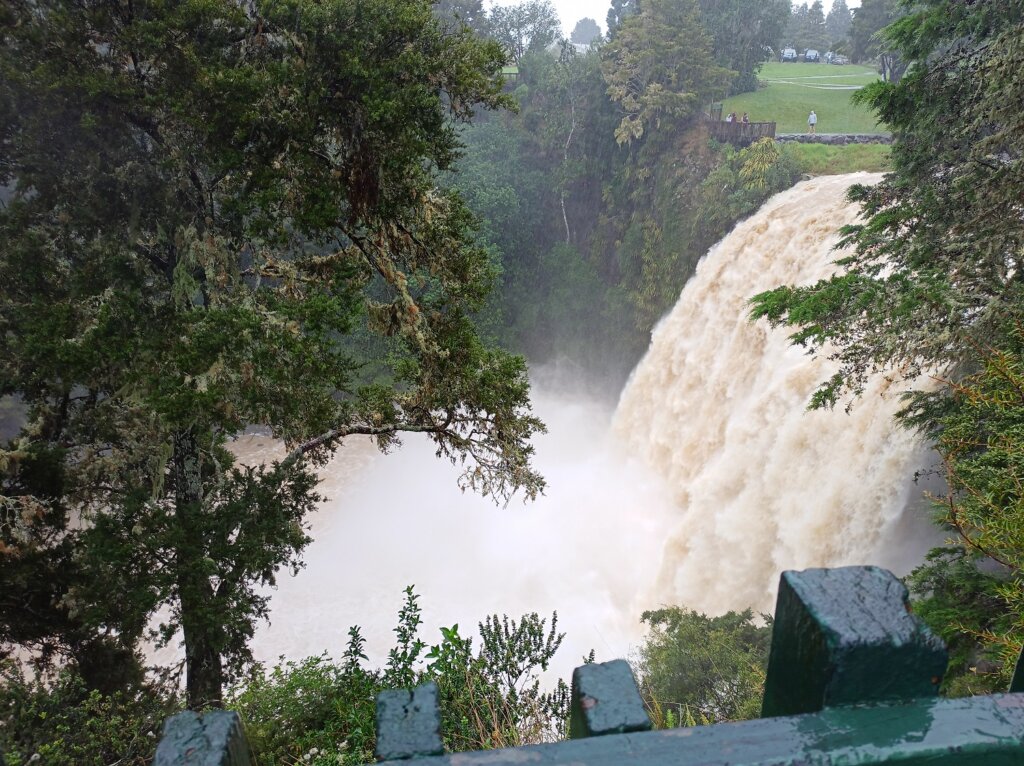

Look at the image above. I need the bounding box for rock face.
[776,133,893,144]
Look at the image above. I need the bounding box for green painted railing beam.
[378,693,1024,765]
[569,659,651,739]
[761,566,947,717]
[375,682,443,761]
[154,710,252,766]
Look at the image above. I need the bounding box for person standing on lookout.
[808,110,818,134]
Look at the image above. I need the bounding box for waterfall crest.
[614,172,932,614]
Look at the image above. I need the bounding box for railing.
[151,566,1024,764]
[707,120,776,145]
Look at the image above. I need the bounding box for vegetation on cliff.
[752,0,1024,691]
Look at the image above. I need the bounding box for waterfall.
[614,171,935,614]
[235,171,936,674]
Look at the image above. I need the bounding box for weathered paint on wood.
[761,566,947,718]
[378,693,1024,765]
[375,682,443,761]
[153,710,252,766]
[569,659,651,739]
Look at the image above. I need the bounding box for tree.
[488,0,562,63]
[849,0,907,80]
[785,3,809,49]
[601,0,733,145]
[805,0,829,50]
[907,327,1024,692]
[570,17,602,45]
[606,0,641,38]
[634,607,770,725]
[825,0,853,48]
[784,1,829,52]
[434,0,489,35]
[0,0,544,708]
[697,0,791,95]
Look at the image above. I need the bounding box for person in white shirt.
[808,110,817,134]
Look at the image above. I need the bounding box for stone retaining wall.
[776,133,892,145]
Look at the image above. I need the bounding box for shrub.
[228,587,572,765]
[0,662,179,766]
[633,607,771,726]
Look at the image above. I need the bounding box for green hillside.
[723,62,886,134]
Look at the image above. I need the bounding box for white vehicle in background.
[781,47,798,62]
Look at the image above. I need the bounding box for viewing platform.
[707,119,776,145]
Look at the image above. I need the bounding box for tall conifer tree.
[0,0,544,707]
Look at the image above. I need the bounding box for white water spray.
[240,172,935,675]
[615,172,936,615]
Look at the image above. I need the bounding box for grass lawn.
[783,142,891,174]
[723,62,886,135]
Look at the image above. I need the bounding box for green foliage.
[601,0,734,146]
[826,0,853,49]
[453,49,650,381]
[450,0,825,387]
[428,614,569,749]
[906,325,1024,693]
[0,0,544,707]
[633,607,771,726]
[231,650,380,765]
[434,0,488,35]
[785,2,829,53]
[849,0,908,80]
[606,0,640,38]
[621,134,799,331]
[908,548,1016,697]
[0,662,179,766]
[229,588,570,765]
[570,18,602,45]
[488,0,562,63]
[698,0,790,95]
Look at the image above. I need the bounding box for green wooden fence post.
[569,659,651,739]
[761,565,948,718]
[1010,647,1024,693]
[375,682,443,761]
[153,710,252,766]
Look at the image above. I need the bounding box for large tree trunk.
[172,429,225,708]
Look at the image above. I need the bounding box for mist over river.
[237,173,939,679]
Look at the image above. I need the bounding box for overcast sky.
[485,0,862,37]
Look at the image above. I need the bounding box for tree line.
[447,0,802,392]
